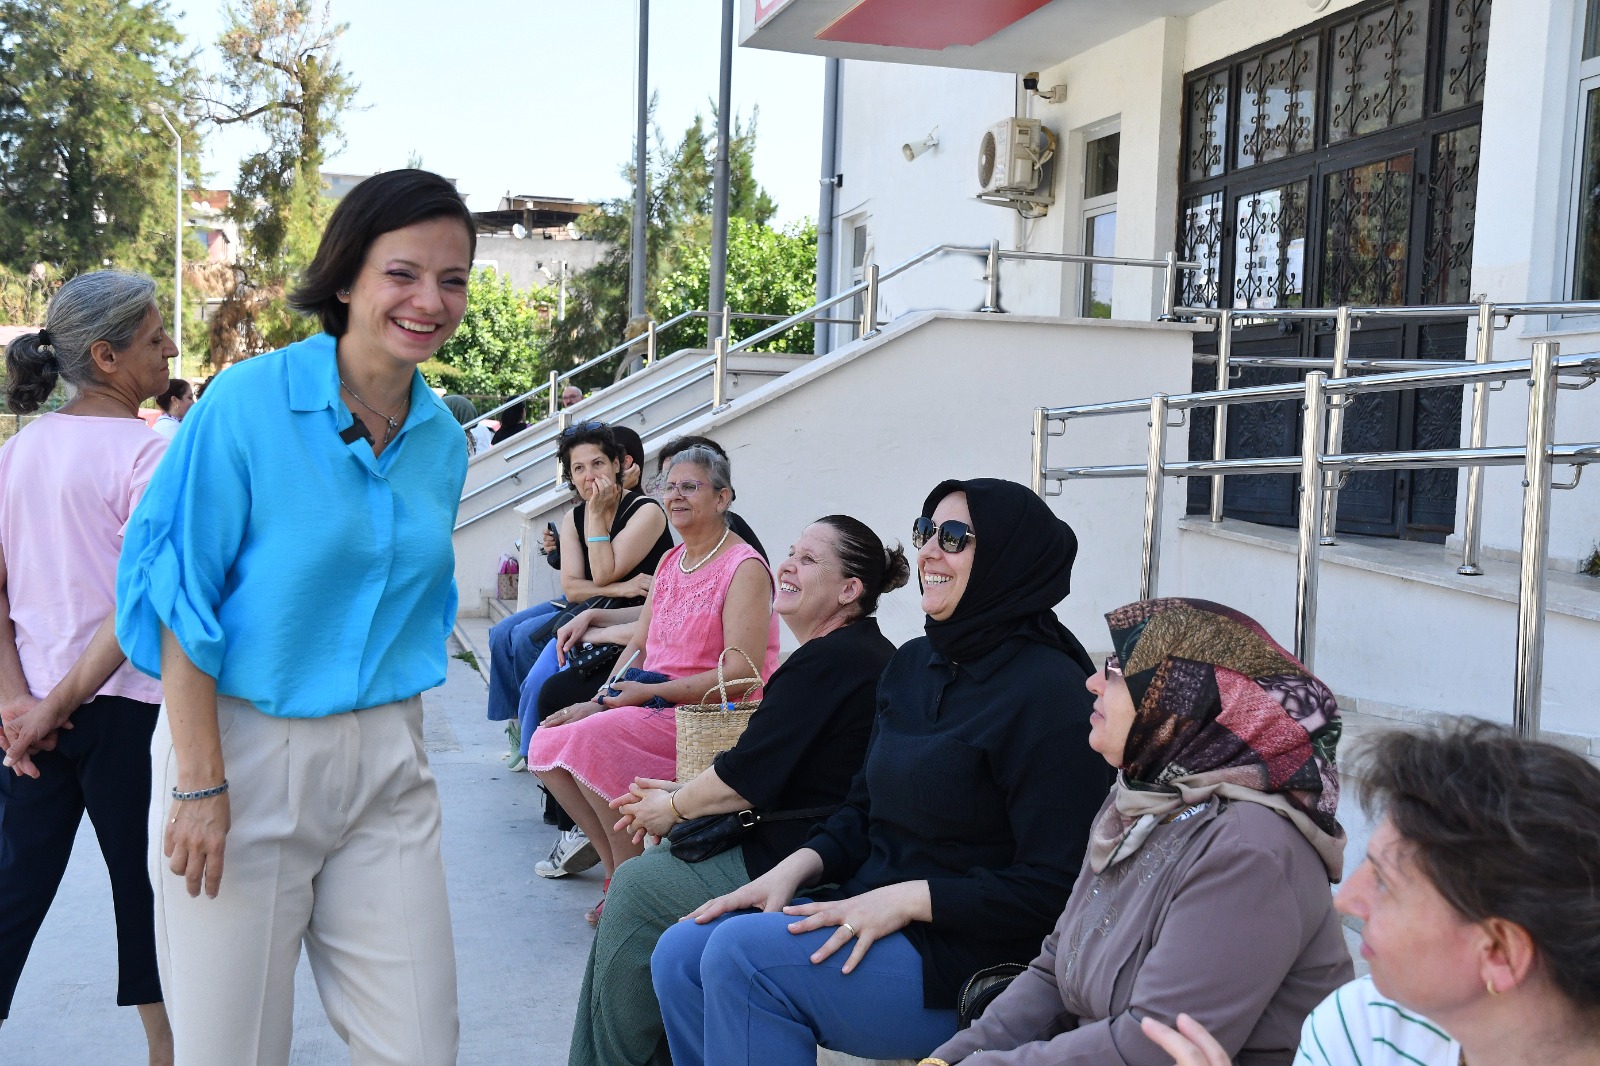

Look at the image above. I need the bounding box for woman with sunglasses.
[920,597,1351,1066]
[650,478,1113,1065]
[529,445,779,920]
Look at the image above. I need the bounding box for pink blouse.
[643,541,779,686]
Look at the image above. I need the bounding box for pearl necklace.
[679,524,731,574]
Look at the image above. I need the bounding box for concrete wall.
[509,310,1201,651]
[471,234,609,293]
[826,0,1600,569]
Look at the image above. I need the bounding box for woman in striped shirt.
[1144,720,1600,1066]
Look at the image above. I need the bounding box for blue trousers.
[0,696,162,1016]
[651,909,958,1066]
[485,601,564,722]
[514,639,564,758]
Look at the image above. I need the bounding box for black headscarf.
[920,478,1094,675]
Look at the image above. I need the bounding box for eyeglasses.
[911,516,977,554]
[1103,655,1122,679]
[560,420,607,437]
[658,479,707,498]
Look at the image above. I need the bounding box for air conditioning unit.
[978,118,1055,196]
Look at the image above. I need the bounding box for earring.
[1486,978,1499,996]
[338,288,350,297]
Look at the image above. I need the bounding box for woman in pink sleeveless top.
[530,445,778,916]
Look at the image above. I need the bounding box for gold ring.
[840,922,856,939]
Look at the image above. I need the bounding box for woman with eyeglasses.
[529,445,779,921]
[650,478,1113,1065]
[919,597,1351,1066]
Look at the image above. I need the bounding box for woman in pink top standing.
[532,444,779,922]
[0,271,176,1063]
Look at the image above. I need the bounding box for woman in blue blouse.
[116,169,474,1065]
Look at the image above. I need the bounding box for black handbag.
[957,962,1029,1029]
[667,804,838,864]
[565,641,624,680]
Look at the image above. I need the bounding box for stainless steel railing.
[1171,299,1600,573]
[457,241,1205,532]
[1031,326,1600,740]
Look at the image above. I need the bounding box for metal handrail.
[454,358,722,530]
[1031,334,1599,740]
[475,352,718,501]
[463,308,705,431]
[1173,299,1600,569]
[461,240,1208,527]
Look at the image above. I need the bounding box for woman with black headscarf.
[650,478,1114,1065]
[922,597,1351,1066]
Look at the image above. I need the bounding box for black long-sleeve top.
[713,617,895,877]
[804,634,1114,1010]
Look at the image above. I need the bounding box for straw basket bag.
[675,648,763,781]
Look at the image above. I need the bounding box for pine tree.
[202,0,357,360]
[0,0,197,276]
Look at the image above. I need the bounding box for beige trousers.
[148,695,459,1065]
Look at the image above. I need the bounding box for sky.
[169,1,827,224]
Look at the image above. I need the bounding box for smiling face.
[661,459,729,534]
[917,492,974,621]
[775,523,861,630]
[566,442,620,500]
[1084,659,1137,767]
[1336,817,1488,1018]
[337,217,471,370]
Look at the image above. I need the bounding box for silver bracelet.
[171,780,229,801]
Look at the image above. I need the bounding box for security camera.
[1022,72,1040,92]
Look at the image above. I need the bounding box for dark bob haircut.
[288,169,477,337]
[557,422,624,485]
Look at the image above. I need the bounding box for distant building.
[471,194,609,292]
[186,189,239,265]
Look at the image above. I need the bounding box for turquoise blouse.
[116,333,469,718]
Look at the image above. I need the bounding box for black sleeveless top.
[573,490,673,606]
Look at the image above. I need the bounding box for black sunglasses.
[912,516,977,554]
[1103,654,1122,678]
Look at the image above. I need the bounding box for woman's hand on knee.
[164,792,231,898]
[1139,1013,1230,1066]
[686,870,799,924]
[542,700,602,728]
[783,881,931,975]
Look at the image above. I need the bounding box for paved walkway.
[1,624,597,1065]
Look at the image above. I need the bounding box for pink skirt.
[527,704,677,801]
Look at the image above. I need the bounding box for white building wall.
[827,0,1600,572]
[830,61,1015,343]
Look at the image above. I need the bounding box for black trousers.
[0,695,162,1017]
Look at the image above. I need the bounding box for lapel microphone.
[339,419,373,446]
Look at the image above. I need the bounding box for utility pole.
[151,103,183,379]
[630,0,650,319]
[707,0,734,342]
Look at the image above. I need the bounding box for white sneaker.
[535,827,600,878]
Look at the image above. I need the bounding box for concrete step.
[487,597,516,624]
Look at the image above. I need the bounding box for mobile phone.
[546,521,558,539]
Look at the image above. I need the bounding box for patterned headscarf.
[1087,598,1346,880]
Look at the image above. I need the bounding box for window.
[1178,0,1491,541]
[1081,130,1119,317]
[845,220,871,338]
[1573,1,1600,299]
